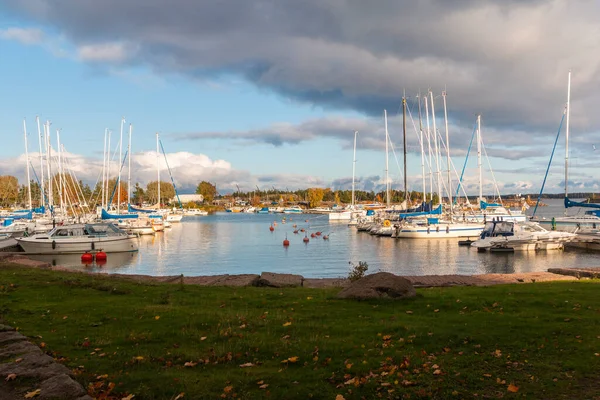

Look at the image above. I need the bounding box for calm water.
[29,199,600,278]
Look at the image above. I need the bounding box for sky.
[1,0,600,197]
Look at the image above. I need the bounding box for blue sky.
[1,1,600,196]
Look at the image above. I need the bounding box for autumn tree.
[307,188,325,208]
[145,181,175,205]
[0,175,19,207]
[132,183,145,205]
[196,181,216,204]
[92,178,128,207]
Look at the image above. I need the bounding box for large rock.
[255,272,304,288]
[337,272,416,300]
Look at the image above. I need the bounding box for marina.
[3,198,595,279]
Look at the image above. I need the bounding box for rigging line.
[480,140,504,207]
[454,123,477,204]
[532,108,566,218]
[159,139,183,209]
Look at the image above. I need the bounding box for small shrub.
[348,261,369,282]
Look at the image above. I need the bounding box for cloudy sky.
[1,0,599,196]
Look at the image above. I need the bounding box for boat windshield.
[480,221,514,239]
[520,223,546,233]
[84,223,125,236]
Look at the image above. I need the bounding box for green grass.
[1,264,600,399]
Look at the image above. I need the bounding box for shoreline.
[1,254,593,288]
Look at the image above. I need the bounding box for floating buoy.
[95,251,107,261]
[293,224,297,228]
[310,233,316,238]
[303,235,310,243]
[269,225,274,232]
[293,230,299,234]
[81,252,93,264]
[315,231,322,236]
[323,235,329,240]
[283,235,290,247]
[300,228,305,232]
[305,219,309,223]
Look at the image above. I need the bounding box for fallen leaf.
[134,356,144,361]
[14,358,23,363]
[288,356,299,363]
[306,297,313,300]
[24,389,41,398]
[154,316,160,320]
[239,363,255,368]
[257,381,264,385]
[433,369,442,375]
[483,374,492,378]
[434,309,440,313]
[5,373,16,381]
[184,361,197,367]
[346,363,352,369]
[259,384,269,389]
[121,395,135,400]
[344,378,356,385]
[335,395,346,400]
[283,322,292,327]
[507,384,519,393]
[406,311,413,314]
[174,393,185,400]
[223,386,233,393]
[200,337,207,341]
[62,316,68,320]
[96,374,108,380]
[39,342,46,348]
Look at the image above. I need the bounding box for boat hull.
[395,224,483,239]
[17,236,139,254]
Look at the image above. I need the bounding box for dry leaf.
[434,309,440,313]
[288,356,299,363]
[184,361,197,367]
[121,395,135,400]
[405,311,413,314]
[96,374,108,380]
[344,378,355,385]
[174,393,185,400]
[335,395,346,400]
[507,383,519,393]
[14,358,23,363]
[154,316,160,320]
[5,373,16,381]
[256,381,264,385]
[200,337,207,341]
[433,369,442,375]
[239,363,255,368]
[283,322,292,327]
[306,296,313,300]
[134,356,144,361]
[223,386,233,393]
[259,384,269,389]
[24,389,41,398]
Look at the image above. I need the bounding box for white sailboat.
[331,130,367,222]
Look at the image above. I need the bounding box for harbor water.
[27,199,600,278]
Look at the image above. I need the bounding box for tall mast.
[384,109,390,208]
[107,130,112,208]
[477,115,482,204]
[418,93,426,204]
[102,129,107,209]
[57,129,64,215]
[118,117,125,214]
[442,90,452,213]
[564,70,571,214]
[128,123,132,205]
[23,119,32,211]
[351,130,358,207]
[36,116,45,208]
[424,96,433,201]
[45,121,53,209]
[429,90,442,204]
[156,132,161,207]
[402,97,408,206]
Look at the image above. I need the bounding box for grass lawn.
[1,264,600,399]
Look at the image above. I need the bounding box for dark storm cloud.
[3,0,600,136]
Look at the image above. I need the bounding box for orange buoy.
[323,235,329,240]
[269,225,274,232]
[303,236,309,243]
[315,231,322,236]
[300,228,305,232]
[305,219,309,222]
[81,252,93,264]
[283,235,290,247]
[95,251,107,261]
[310,233,316,238]
[293,230,299,234]
[293,224,297,228]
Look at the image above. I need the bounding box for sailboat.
[330,130,367,222]
[535,71,600,232]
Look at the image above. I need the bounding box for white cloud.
[77,42,131,63]
[0,27,44,44]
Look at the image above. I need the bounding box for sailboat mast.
[429,91,442,204]
[424,96,433,201]
[156,132,161,207]
[402,97,408,205]
[36,116,45,208]
[45,121,53,209]
[352,130,358,207]
[107,130,111,208]
[102,129,107,209]
[384,110,390,208]
[418,93,426,204]
[57,129,64,215]
[23,119,32,211]
[128,123,132,205]
[477,115,482,204]
[443,90,452,212]
[118,117,125,214]
[564,70,571,213]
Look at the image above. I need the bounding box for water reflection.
[28,251,137,272]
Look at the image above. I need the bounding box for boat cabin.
[479,221,514,239]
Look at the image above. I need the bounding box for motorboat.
[471,220,576,251]
[394,217,483,239]
[16,223,139,254]
[184,208,208,216]
[282,206,303,214]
